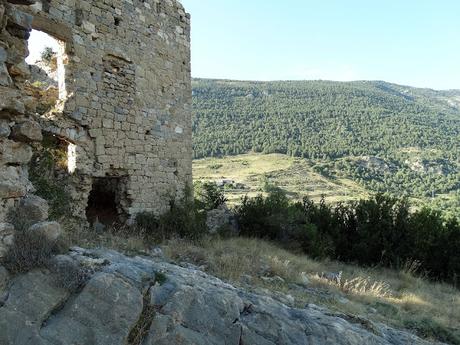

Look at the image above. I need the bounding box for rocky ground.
[0,247,445,345]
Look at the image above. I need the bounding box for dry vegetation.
[162,237,460,344]
[64,222,460,344]
[65,223,149,256]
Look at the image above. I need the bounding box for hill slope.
[192,79,460,206]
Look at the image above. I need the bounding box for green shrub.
[40,46,56,63]
[155,272,167,285]
[29,136,72,220]
[194,181,227,210]
[208,164,222,170]
[236,187,310,247]
[234,188,460,285]
[136,191,206,241]
[30,175,72,220]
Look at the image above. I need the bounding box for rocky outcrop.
[206,204,239,234]
[0,248,444,345]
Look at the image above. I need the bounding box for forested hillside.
[192,79,460,210]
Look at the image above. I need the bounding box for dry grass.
[1,230,67,274]
[64,222,150,256]
[162,236,460,344]
[62,223,460,344]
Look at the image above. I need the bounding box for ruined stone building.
[0,0,192,226]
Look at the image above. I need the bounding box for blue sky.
[180,0,460,90]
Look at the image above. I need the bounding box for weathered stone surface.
[0,120,11,138]
[0,86,25,115]
[0,62,12,86]
[5,6,33,31]
[18,194,49,222]
[41,272,143,345]
[2,31,29,65]
[206,204,239,234]
[0,139,32,164]
[0,4,5,24]
[0,179,26,199]
[11,119,42,142]
[0,165,30,197]
[28,221,61,241]
[0,47,6,63]
[0,248,440,345]
[8,60,30,79]
[0,270,68,345]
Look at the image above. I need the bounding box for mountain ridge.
[191,78,460,211]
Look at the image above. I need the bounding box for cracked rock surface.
[0,248,444,345]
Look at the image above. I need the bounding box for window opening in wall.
[25,29,68,114]
[86,177,128,228]
[36,132,76,175]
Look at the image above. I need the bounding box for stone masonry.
[0,0,192,224]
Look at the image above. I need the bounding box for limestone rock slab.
[0,247,443,345]
[41,272,143,345]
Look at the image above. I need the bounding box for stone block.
[0,87,25,115]
[0,63,12,87]
[0,180,26,199]
[7,61,30,79]
[0,121,11,138]
[5,6,33,31]
[18,195,49,223]
[0,139,32,164]
[11,119,42,142]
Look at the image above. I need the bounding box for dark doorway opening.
[85,177,128,227]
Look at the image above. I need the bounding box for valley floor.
[193,153,369,204]
[193,153,459,218]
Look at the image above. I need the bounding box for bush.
[136,191,207,241]
[194,181,227,210]
[29,136,72,220]
[1,230,66,274]
[40,46,56,63]
[236,187,311,247]
[234,189,460,285]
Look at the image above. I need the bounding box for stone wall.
[0,0,192,224]
[1,0,38,222]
